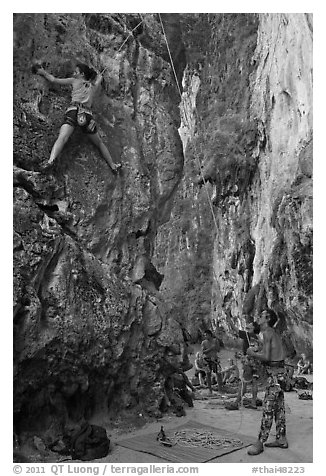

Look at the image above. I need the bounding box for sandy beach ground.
[91,347,313,464]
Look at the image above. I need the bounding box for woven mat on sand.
[116,420,252,463]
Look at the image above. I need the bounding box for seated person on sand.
[194,352,207,387]
[297,353,312,375]
[222,358,240,385]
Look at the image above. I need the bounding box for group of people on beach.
[183,309,310,456]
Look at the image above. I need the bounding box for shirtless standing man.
[246,309,288,455]
[201,330,223,393]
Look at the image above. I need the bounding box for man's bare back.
[247,310,284,363]
[263,327,284,362]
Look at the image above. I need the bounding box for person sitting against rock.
[194,352,207,387]
[172,369,196,407]
[222,358,240,385]
[33,61,121,173]
[297,353,312,375]
[164,367,196,416]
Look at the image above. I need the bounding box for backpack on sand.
[70,422,110,461]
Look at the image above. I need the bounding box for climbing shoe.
[113,163,122,173]
[265,437,289,449]
[41,162,55,174]
[247,440,264,455]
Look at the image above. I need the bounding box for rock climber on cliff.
[33,62,121,173]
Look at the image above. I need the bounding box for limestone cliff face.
[13,13,313,436]
[155,13,313,351]
[247,13,312,343]
[13,13,185,434]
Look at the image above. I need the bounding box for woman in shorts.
[35,62,121,172]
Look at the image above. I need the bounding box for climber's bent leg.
[48,124,75,165]
[88,132,121,172]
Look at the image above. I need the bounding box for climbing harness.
[65,102,91,114]
[77,110,87,126]
[64,102,96,133]
[172,428,243,450]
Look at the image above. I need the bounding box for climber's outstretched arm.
[36,67,74,86]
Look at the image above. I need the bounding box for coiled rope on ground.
[172,428,243,450]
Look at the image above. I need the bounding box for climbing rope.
[98,12,220,243]
[158,16,268,437]
[246,331,251,347]
[117,18,144,53]
[157,13,221,286]
[100,17,145,75]
[158,14,183,99]
[172,428,243,450]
